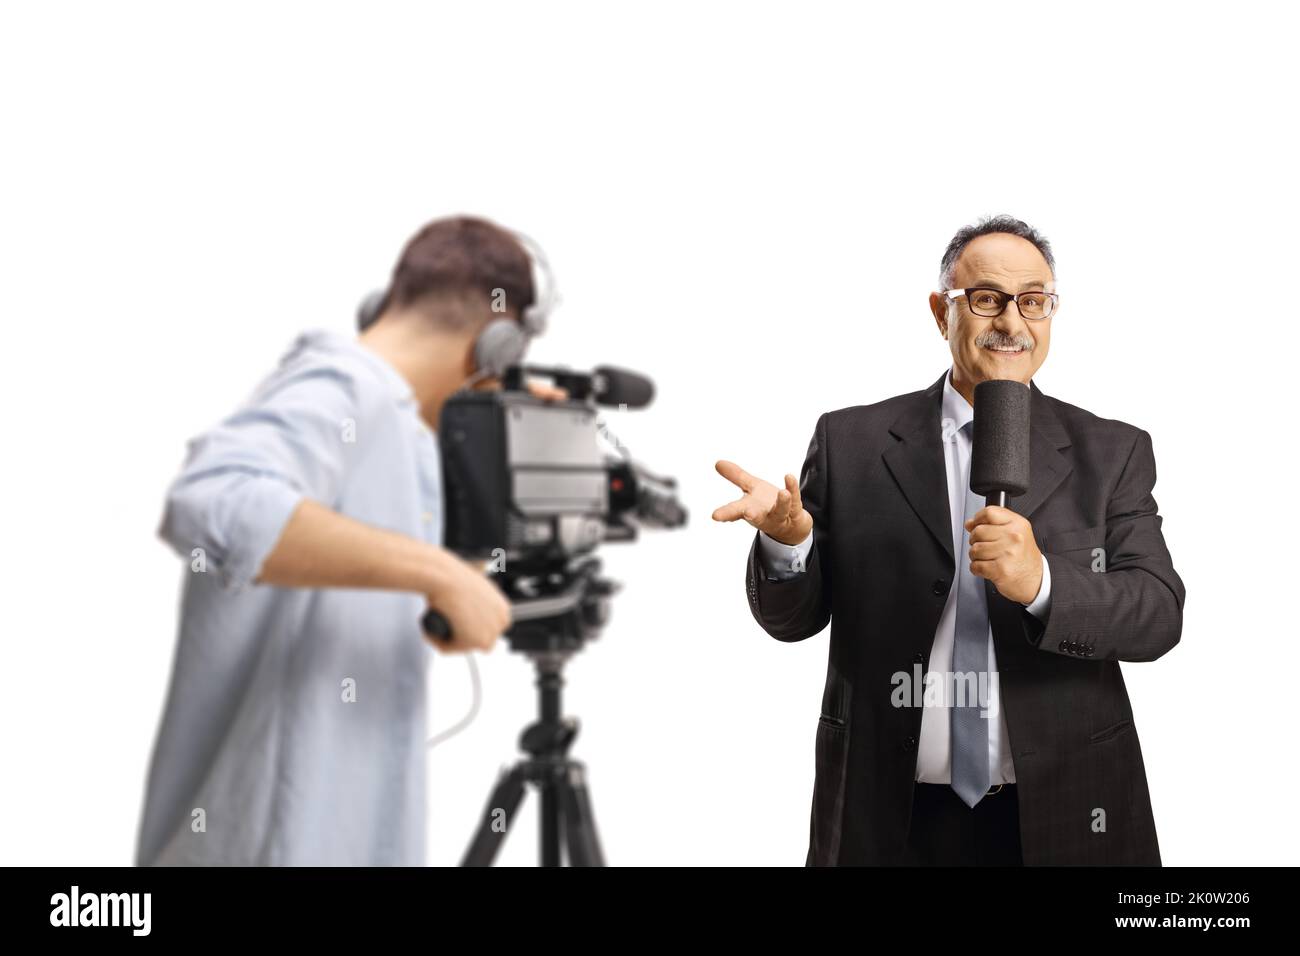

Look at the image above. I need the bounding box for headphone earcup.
[474,318,529,379]
[521,301,548,337]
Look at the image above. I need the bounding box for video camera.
[421,363,687,653]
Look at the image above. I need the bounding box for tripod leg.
[461,763,529,867]
[540,778,563,867]
[559,763,605,867]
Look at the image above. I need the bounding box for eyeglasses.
[944,288,1059,320]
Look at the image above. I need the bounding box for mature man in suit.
[712,215,1185,866]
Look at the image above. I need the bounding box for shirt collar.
[941,365,973,434]
[295,329,417,406]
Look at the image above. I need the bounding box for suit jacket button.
[1059,640,1067,652]
[932,578,948,595]
[903,736,917,750]
[913,652,925,664]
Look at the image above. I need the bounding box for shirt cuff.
[220,475,306,591]
[758,529,813,581]
[1022,553,1052,619]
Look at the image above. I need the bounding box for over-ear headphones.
[357,229,559,380]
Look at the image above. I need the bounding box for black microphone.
[592,366,654,409]
[969,379,1031,507]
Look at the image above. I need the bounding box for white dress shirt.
[758,367,1051,785]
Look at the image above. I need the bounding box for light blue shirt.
[758,368,1050,785]
[137,329,443,865]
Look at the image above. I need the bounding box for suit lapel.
[880,371,1073,566]
[882,371,955,564]
[1013,380,1072,520]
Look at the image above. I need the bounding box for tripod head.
[420,553,619,660]
[498,554,620,658]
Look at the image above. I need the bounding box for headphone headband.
[509,228,560,337]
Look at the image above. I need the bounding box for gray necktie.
[951,420,991,807]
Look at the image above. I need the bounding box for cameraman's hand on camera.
[525,380,568,402]
[711,460,813,546]
[470,377,569,403]
[423,551,512,654]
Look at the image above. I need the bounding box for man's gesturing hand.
[712,459,813,546]
[964,505,1044,605]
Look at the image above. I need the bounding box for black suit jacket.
[745,370,1186,866]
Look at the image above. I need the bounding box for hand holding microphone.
[964,507,1043,605]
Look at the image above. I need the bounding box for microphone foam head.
[970,379,1031,497]
[592,365,655,408]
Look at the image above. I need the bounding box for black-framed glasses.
[944,287,1059,320]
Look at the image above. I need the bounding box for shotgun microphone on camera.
[503,364,655,409]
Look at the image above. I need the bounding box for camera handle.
[420,570,598,642]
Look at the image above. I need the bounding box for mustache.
[975,330,1034,351]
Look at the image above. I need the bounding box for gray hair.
[937,214,1056,291]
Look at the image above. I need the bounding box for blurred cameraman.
[136,216,561,866]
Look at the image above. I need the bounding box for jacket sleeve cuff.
[757,529,814,580]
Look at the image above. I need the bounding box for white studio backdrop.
[1,1,1296,866]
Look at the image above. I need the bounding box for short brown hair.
[387,215,535,327]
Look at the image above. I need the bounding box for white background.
[2,1,1296,866]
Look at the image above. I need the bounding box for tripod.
[460,652,604,866]
[459,557,615,867]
